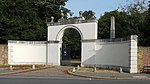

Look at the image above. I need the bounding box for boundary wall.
[8,35,138,73]
[8,41,47,65]
[82,35,138,73]
[0,45,8,64]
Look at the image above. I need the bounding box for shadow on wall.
[83,55,95,66]
[82,41,130,72]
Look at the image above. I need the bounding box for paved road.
[0,76,150,84]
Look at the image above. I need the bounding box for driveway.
[12,66,75,78]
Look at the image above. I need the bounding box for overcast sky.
[65,0,138,18]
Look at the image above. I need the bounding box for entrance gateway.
[47,13,97,66]
[8,11,138,73]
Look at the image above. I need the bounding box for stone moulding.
[47,18,97,26]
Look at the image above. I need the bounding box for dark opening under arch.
[61,28,81,66]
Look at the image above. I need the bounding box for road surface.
[0,76,150,84]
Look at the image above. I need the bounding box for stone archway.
[55,25,83,65]
[56,25,83,41]
[47,19,98,66]
[60,28,82,66]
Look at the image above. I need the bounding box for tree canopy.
[98,0,150,46]
[0,0,68,43]
[82,10,96,20]
[0,0,149,46]
[62,28,81,58]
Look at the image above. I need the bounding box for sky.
[65,0,136,18]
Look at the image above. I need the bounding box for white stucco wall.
[95,41,130,67]
[81,40,130,69]
[47,21,98,66]
[48,22,98,41]
[8,41,46,65]
[81,41,96,65]
[81,35,138,73]
[47,43,61,65]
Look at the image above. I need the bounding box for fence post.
[32,65,35,69]
[10,65,13,70]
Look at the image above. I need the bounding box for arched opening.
[60,28,81,66]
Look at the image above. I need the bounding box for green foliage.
[82,10,96,20]
[62,29,81,58]
[98,0,150,46]
[0,0,68,43]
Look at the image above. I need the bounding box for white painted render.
[47,43,61,65]
[81,41,96,65]
[81,36,138,73]
[95,41,130,67]
[48,22,98,41]
[47,21,98,66]
[129,35,138,73]
[8,41,46,65]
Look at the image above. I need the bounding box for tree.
[149,1,150,16]
[98,0,150,46]
[62,28,81,59]
[82,10,96,20]
[0,0,68,44]
[98,10,130,39]
[123,0,149,46]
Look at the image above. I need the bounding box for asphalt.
[0,66,150,80]
[68,69,150,80]
[0,77,98,84]
[1,77,150,84]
